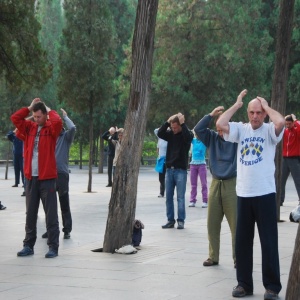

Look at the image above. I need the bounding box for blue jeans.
[165,168,187,223]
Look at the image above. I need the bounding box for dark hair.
[32,102,47,114]
[285,115,293,122]
[170,116,180,125]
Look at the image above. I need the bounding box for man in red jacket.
[11,98,62,258]
[280,114,300,206]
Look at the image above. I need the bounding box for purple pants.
[190,164,208,203]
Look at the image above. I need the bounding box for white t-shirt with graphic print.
[223,122,283,197]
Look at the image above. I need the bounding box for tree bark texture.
[87,93,94,192]
[270,0,295,220]
[98,136,104,174]
[286,223,300,299]
[103,0,159,253]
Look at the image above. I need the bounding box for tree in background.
[35,0,64,109]
[0,0,51,131]
[103,0,159,252]
[149,0,274,128]
[58,0,117,192]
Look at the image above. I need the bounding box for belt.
[167,166,185,170]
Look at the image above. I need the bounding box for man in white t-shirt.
[216,90,285,300]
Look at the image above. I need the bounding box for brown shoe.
[203,258,218,266]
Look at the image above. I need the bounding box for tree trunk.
[103,0,159,253]
[87,93,94,193]
[270,0,295,220]
[98,132,104,174]
[286,223,300,299]
[79,141,83,170]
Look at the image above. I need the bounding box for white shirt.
[224,122,283,197]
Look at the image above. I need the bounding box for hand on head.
[28,98,41,111]
[60,108,67,116]
[256,96,269,110]
[210,106,224,117]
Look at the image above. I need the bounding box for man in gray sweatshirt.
[194,106,237,268]
[42,108,76,239]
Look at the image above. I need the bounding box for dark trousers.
[24,177,59,250]
[280,157,300,203]
[57,173,72,233]
[236,193,281,294]
[107,155,114,185]
[13,154,24,185]
[159,165,166,196]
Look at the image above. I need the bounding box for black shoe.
[21,191,26,197]
[0,203,6,210]
[177,221,184,229]
[264,290,278,300]
[106,183,112,187]
[232,286,253,297]
[64,232,71,239]
[162,221,175,229]
[45,248,58,258]
[42,232,48,238]
[12,184,18,187]
[17,246,34,257]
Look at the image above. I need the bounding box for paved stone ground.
[0,165,298,300]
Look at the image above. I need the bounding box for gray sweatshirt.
[55,115,76,174]
[194,114,237,180]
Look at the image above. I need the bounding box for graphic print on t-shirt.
[240,136,265,166]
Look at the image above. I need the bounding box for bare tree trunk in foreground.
[102,0,159,253]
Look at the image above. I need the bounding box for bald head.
[109,127,116,135]
[247,98,267,129]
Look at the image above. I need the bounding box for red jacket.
[11,107,62,180]
[282,120,300,157]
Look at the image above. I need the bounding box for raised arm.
[216,89,247,134]
[257,97,285,136]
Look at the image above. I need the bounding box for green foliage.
[142,140,157,158]
[0,0,51,93]
[69,142,90,160]
[149,0,274,128]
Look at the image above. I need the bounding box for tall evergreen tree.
[149,0,273,128]
[0,0,50,92]
[0,0,51,133]
[35,0,64,108]
[58,0,117,192]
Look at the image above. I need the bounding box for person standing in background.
[154,128,168,198]
[158,113,193,230]
[280,114,300,206]
[194,106,238,268]
[102,127,118,187]
[7,129,24,188]
[42,108,76,240]
[110,128,124,177]
[188,136,208,208]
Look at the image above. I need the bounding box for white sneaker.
[158,194,164,198]
[202,202,208,208]
[189,202,195,207]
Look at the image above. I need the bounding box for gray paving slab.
[0,165,298,300]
